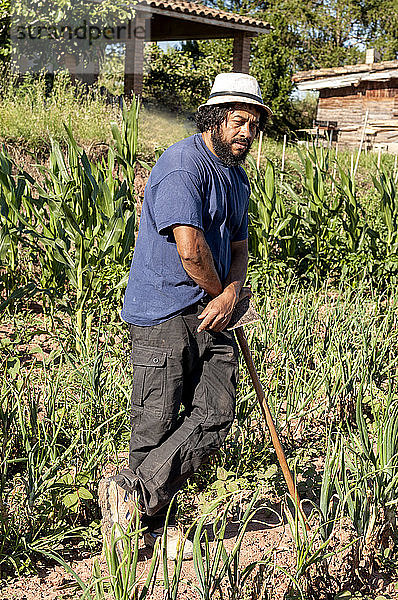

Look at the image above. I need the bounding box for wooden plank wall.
[316,79,398,146]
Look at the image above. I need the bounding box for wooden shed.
[123,0,269,97]
[293,57,398,151]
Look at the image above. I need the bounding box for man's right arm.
[172,225,223,298]
[173,225,242,332]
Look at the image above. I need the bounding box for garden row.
[2,98,398,344]
[2,283,398,598]
[2,98,398,598]
[248,146,398,289]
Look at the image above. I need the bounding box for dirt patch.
[0,506,293,600]
[3,503,397,600]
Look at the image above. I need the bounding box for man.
[99,72,271,559]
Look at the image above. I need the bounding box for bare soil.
[2,501,398,600]
[0,506,295,600]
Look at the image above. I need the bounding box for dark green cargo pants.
[117,300,238,521]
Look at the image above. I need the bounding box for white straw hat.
[199,72,272,117]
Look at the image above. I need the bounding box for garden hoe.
[228,296,308,529]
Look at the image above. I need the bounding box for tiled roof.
[139,0,269,29]
[293,59,398,83]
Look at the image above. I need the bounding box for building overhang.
[295,69,398,91]
[135,0,270,41]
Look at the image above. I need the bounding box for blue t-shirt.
[121,133,250,326]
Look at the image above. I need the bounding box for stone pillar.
[124,13,148,99]
[233,33,251,73]
[64,52,99,87]
[77,54,100,86]
[64,53,77,83]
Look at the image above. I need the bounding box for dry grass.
[139,105,195,155]
[0,71,195,154]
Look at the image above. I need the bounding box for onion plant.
[193,492,264,600]
[42,517,160,600]
[334,390,398,562]
[0,327,132,574]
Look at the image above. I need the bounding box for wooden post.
[353,109,369,177]
[256,130,263,169]
[124,13,147,99]
[281,134,287,184]
[233,33,251,73]
[377,146,382,169]
[64,53,77,84]
[331,143,338,194]
[77,53,100,86]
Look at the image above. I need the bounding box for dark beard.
[210,129,251,167]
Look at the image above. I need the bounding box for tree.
[9,0,134,77]
[193,0,366,130]
[207,0,365,68]
[250,13,300,131]
[0,0,10,68]
[143,39,232,112]
[143,0,395,129]
[362,0,398,59]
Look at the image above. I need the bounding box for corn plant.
[0,101,139,347]
[336,163,365,255]
[292,146,343,285]
[0,147,38,296]
[247,155,299,286]
[27,124,135,350]
[248,156,291,260]
[111,96,139,208]
[372,164,398,279]
[247,144,398,288]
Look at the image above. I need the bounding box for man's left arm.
[197,239,249,332]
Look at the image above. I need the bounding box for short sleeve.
[232,213,248,242]
[152,170,203,235]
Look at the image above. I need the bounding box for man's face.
[211,105,261,167]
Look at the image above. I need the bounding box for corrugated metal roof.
[138,0,269,29]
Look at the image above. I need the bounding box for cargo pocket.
[131,345,167,419]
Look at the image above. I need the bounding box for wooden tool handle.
[235,326,308,526]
